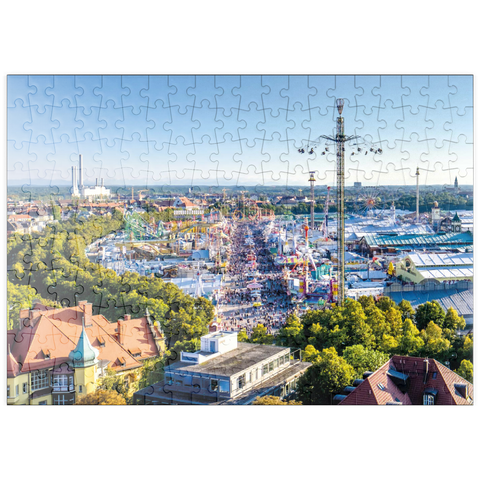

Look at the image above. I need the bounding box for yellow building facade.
[395,252,473,285]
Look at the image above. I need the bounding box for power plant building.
[71,154,111,200]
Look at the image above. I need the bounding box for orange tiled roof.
[7,303,160,375]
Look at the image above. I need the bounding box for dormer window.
[423,388,438,405]
[97,336,105,347]
[117,357,126,367]
[454,384,468,399]
[128,347,142,358]
[42,348,51,359]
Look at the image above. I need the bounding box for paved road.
[217,222,295,337]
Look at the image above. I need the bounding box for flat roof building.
[134,331,311,405]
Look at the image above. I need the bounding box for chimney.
[101,178,104,187]
[423,358,429,384]
[96,178,98,186]
[124,314,131,322]
[27,310,42,328]
[117,319,125,344]
[79,154,84,188]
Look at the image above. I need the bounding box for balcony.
[52,384,75,393]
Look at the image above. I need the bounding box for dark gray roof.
[386,288,473,319]
[165,342,289,377]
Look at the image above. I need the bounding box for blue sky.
[7,75,473,189]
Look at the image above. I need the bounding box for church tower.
[454,176,459,194]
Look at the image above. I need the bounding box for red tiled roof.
[7,303,160,375]
[339,356,473,405]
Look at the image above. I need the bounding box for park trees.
[455,360,473,383]
[253,395,302,405]
[275,296,469,403]
[415,300,445,330]
[297,347,355,405]
[75,389,127,405]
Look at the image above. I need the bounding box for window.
[79,385,83,393]
[237,374,245,390]
[423,394,435,405]
[7,385,10,397]
[262,364,268,376]
[269,361,274,373]
[210,379,219,391]
[53,375,69,389]
[209,341,216,353]
[23,383,27,394]
[279,356,284,365]
[432,372,437,379]
[16,385,19,396]
[219,380,229,393]
[377,383,385,391]
[54,395,67,405]
[38,401,47,405]
[31,370,49,391]
[284,354,289,365]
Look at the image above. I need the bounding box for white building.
[71,154,111,200]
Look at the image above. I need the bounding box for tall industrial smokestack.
[415,167,420,224]
[79,154,84,190]
[71,166,78,196]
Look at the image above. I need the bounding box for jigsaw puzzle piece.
[421,75,456,108]
[353,75,381,114]
[94,75,129,109]
[164,105,200,144]
[425,100,454,148]
[307,76,336,114]
[214,75,241,116]
[237,102,266,147]
[168,75,196,114]
[119,134,153,180]
[261,76,289,115]
[94,138,128,180]
[121,75,150,113]
[326,75,362,109]
[447,106,473,144]
[191,99,223,142]
[74,105,107,142]
[285,102,312,149]
[27,75,55,113]
[257,107,294,142]
[8,75,36,108]
[371,75,409,109]
[139,75,175,109]
[166,135,195,180]
[233,76,268,112]
[146,99,172,151]
[24,105,60,144]
[97,100,124,144]
[445,134,473,179]
[51,99,84,143]
[7,140,38,183]
[7,99,33,148]
[400,75,429,114]
[186,134,220,183]
[46,75,82,108]
[116,106,154,142]
[230,138,270,185]
[448,75,473,115]
[75,75,103,114]
[187,75,222,109]
[374,100,406,149]
[210,132,242,182]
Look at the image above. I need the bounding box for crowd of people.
[218,222,296,337]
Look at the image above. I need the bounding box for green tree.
[276,313,305,348]
[250,324,274,345]
[455,360,473,383]
[342,345,389,378]
[397,318,424,356]
[376,296,398,313]
[420,321,451,360]
[297,347,355,405]
[7,281,39,329]
[237,329,249,342]
[415,301,445,330]
[443,307,466,332]
[75,389,127,405]
[397,299,415,321]
[253,395,302,405]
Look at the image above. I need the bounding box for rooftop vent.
[387,369,410,394]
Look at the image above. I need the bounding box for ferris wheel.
[352,186,402,218]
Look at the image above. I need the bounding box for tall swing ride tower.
[300,98,382,306]
[319,99,359,305]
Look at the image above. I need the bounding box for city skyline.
[8,75,473,188]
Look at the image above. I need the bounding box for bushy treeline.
[7,211,214,356]
[275,296,472,404]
